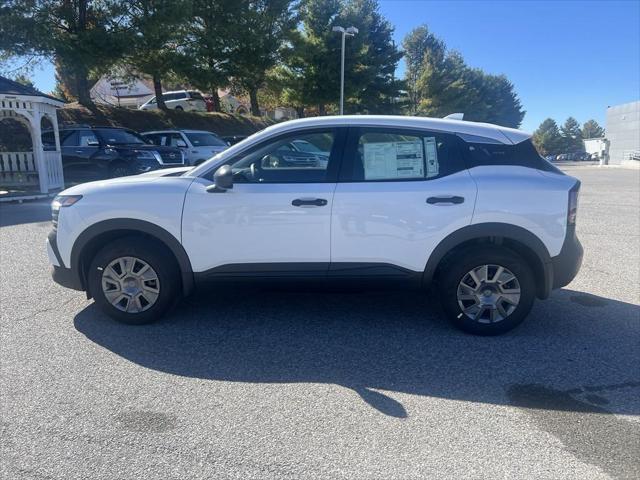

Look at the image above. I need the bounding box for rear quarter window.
[461,136,561,173]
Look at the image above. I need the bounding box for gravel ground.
[1,165,638,480]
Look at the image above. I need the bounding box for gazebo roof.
[0,75,65,105]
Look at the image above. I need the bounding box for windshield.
[185,132,227,147]
[291,140,323,153]
[95,128,147,145]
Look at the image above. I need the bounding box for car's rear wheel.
[175,106,183,111]
[438,247,535,335]
[88,237,179,324]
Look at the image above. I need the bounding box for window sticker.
[363,139,424,180]
[424,136,439,178]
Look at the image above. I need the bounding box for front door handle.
[426,196,465,205]
[292,198,328,207]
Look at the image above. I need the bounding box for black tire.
[109,163,131,178]
[438,246,536,335]
[175,106,184,111]
[88,237,180,325]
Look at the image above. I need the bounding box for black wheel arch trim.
[70,218,195,296]
[422,222,553,299]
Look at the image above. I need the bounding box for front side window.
[218,130,335,184]
[350,129,453,181]
[144,134,163,146]
[78,130,99,147]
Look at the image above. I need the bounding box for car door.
[330,126,476,276]
[181,128,346,277]
[60,130,100,181]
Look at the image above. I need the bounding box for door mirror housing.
[86,139,100,147]
[176,140,188,148]
[206,165,233,193]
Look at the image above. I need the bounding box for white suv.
[141,129,229,166]
[48,116,583,335]
[139,90,206,112]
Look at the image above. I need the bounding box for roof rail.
[444,113,464,120]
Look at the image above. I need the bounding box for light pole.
[332,26,358,115]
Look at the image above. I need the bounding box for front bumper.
[48,230,84,291]
[52,265,84,291]
[551,225,584,289]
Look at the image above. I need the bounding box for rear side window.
[344,128,460,182]
[461,136,561,173]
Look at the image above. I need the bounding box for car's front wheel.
[88,237,179,324]
[439,247,535,335]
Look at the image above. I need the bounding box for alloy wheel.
[101,256,160,313]
[456,264,521,323]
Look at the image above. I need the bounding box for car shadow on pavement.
[74,287,639,419]
[0,200,52,227]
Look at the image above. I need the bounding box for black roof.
[0,75,65,103]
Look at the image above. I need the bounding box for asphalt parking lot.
[1,165,639,480]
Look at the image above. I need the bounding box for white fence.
[0,152,38,188]
[0,150,65,191]
[44,150,65,190]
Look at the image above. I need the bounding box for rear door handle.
[426,196,465,205]
[292,198,328,207]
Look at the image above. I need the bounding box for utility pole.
[332,26,358,115]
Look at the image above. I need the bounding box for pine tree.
[560,117,584,153]
[581,119,605,139]
[532,118,563,156]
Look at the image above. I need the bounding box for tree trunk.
[249,88,260,116]
[211,89,221,112]
[295,106,304,118]
[75,72,93,107]
[153,74,166,110]
[74,0,93,107]
[318,103,326,116]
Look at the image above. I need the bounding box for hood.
[109,143,181,153]
[138,166,193,177]
[60,171,194,197]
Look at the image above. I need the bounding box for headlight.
[134,150,162,163]
[51,195,82,228]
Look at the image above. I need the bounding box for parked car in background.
[44,126,185,183]
[142,129,229,166]
[139,90,207,112]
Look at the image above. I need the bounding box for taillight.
[567,182,580,225]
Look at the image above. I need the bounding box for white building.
[90,75,154,109]
[605,101,640,166]
[583,137,607,160]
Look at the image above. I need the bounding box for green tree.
[276,0,401,115]
[402,25,525,128]
[581,119,605,139]
[532,118,563,156]
[178,0,237,112]
[227,0,297,116]
[560,117,584,152]
[11,74,35,89]
[123,0,192,111]
[0,0,128,106]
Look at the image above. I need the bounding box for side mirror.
[87,139,100,147]
[206,165,233,193]
[176,140,187,148]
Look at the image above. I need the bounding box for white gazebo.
[0,76,65,196]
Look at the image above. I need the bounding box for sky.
[7,0,640,133]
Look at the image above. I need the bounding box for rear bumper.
[551,225,583,289]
